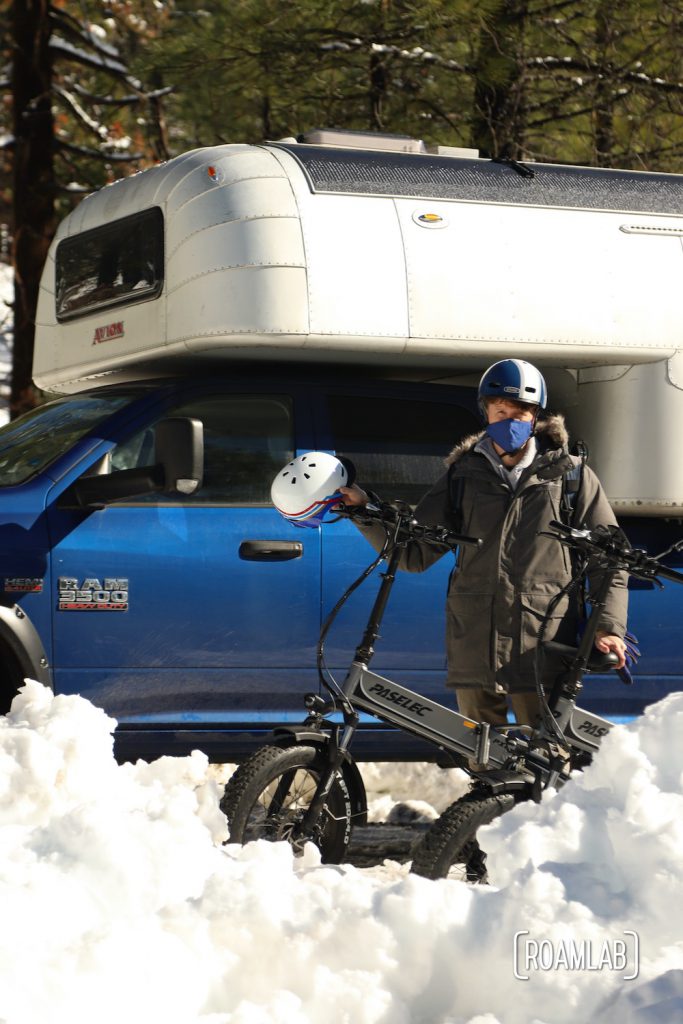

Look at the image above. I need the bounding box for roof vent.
[428,144,480,159]
[298,128,428,154]
[284,129,480,160]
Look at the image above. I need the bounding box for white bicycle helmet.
[271,452,351,528]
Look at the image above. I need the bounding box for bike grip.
[452,533,482,549]
[656,563,683,585]
[548,519,573,534]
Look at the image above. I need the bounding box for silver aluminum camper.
[35,131,683,514]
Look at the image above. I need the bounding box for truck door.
[318,387,479,702]
[48,390,320,726]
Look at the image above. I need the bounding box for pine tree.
[5,0,168,416]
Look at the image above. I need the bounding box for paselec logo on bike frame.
[365,681,432,717]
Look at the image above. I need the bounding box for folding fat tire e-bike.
[221,504,683,880]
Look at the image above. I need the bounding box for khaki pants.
[455,687,572,772]
[455,686,543,729]
[454,687,544,771]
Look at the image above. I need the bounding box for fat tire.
[410,788,516,881]
[221,744,353,863]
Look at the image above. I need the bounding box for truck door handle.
[239,540,303,562]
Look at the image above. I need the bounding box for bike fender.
[271,726,368,825]
[470,768,534,797]
[271,726,329,746]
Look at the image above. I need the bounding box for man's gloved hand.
[616,631,640,685]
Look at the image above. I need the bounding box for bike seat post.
[354,529,405,665]
[475,722,491,765]
[547,568,620,712]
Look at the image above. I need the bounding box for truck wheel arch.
[0,603,52,714]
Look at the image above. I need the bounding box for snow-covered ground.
[1,680,683,1024]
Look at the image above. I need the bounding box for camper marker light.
[413,210,448,228]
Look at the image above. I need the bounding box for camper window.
[55,207,164,321]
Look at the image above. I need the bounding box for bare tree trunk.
[470,0,529,159]
[11,0,55,417]
[148,70,171,163]
[593,3,615,166]
[369,49,388,130]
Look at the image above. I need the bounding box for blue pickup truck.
[13,129,683,759]
[0,371,680,762]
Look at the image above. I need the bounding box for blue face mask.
[486,417,534,454]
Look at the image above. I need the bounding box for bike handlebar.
[340,503,482,550]
[339,506,682,581]
[547,521,683,586]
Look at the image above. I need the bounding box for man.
[340,358,628,728]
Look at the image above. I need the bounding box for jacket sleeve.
[351,473,454,573]
[575,465,629,637]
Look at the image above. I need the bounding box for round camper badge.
[412,211,448,229]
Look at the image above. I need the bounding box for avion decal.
[93,320,124,345]
[58,577,129,611]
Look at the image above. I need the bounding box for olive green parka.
[357,415,628,694]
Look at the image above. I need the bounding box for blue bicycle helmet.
[478,359,547,418]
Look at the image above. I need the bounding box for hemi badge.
[4,578,44,593]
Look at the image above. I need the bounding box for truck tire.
[410,788,516,881]
[220,744,353,863]
[0,641,24,715]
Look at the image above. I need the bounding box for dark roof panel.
[273,144,683,215]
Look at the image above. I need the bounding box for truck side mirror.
[154,417,204,495]
[64,417,204,508]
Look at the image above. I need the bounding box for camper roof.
[34,134,683,395]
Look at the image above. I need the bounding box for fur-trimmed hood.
[444,413,570,466]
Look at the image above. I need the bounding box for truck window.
[55,207,164,321]
[0,394,134,487]
[327,394,478,504]
[109,394,294,504]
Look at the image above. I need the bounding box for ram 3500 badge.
[58,577,129,611]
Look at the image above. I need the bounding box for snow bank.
[360,760,470,822]
[1,680,682,1024]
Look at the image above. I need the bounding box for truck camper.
[1,128,681,760]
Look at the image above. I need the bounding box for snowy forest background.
[1,0,683,419]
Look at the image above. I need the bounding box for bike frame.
[290,518,620,855]
[281,510,683,850]
[333,536,613,772]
